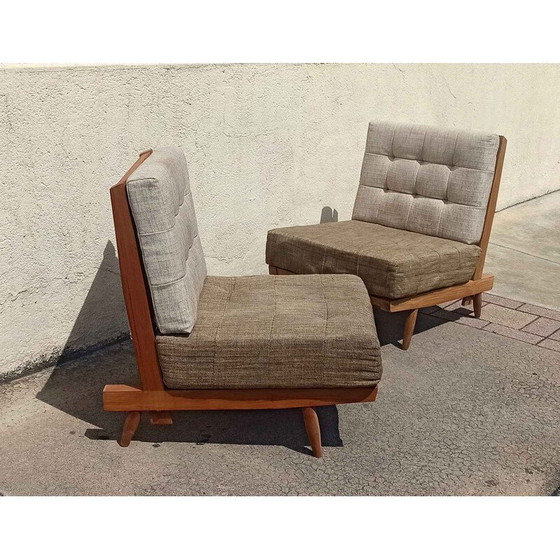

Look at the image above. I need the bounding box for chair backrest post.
[110,150,166,391]
[472,135,507,280]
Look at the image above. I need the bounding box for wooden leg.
[119,411,141,447]
[402,308,418,351]
[268,265,278,275]
[150,411,173,425]
[462,296,473,306]
[473,293,483,318]
[302,407,323,458]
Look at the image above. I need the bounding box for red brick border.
[421,293,560,351]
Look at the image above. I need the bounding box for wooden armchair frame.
[104,150,379,455]
[270,136,507,350]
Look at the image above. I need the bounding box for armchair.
[104,147,383,456]
[266,121,507,349]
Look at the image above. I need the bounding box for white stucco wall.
[2,63,560,378]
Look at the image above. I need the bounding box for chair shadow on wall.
[319,206,451,348]
[36,240,343,456]
[320,206,338,224]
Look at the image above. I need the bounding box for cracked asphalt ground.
[1,312,559,495]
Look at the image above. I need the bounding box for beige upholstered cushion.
[266,220,481,299]
[127,147,207,334]
[353,121,500,244]
[156,274,382,389]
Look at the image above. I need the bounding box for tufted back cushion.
[126,147,207,334]
[352,122,500,244]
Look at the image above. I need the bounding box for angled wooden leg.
[150,411,173,425]
[462,296,473,306]
[302,407,323,458]
[119,411,141,447]
[473,293,483,318]
[402,308,418,351]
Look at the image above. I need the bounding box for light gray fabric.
[126,147,207,334]
[352,121,500,244]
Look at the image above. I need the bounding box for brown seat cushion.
[156,274,382,390]
[266,220,481,300]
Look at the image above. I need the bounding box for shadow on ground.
[34,236,461,454]
[374,307,454,349]
[35,241,343,454]
[37,338,342,455]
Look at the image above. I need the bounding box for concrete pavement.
[1,305,559,496]
[486,190,560,310]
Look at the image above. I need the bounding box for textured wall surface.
[1,63,560,378]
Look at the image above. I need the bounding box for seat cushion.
[266,220,481,300]
[156,274,382,390]
[127,147,207,334]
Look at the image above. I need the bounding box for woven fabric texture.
[352,121,500,244]
[157,274,382,389]
[266,220,481,299]
[127,147,207,334]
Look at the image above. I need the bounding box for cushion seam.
[363,152,497,172]
[144,234,200,287]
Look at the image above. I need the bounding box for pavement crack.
[489,242,560,266]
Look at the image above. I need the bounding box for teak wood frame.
[105,150,379,455]
[270,136,507,351]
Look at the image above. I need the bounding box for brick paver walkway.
[422,294,560,352]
